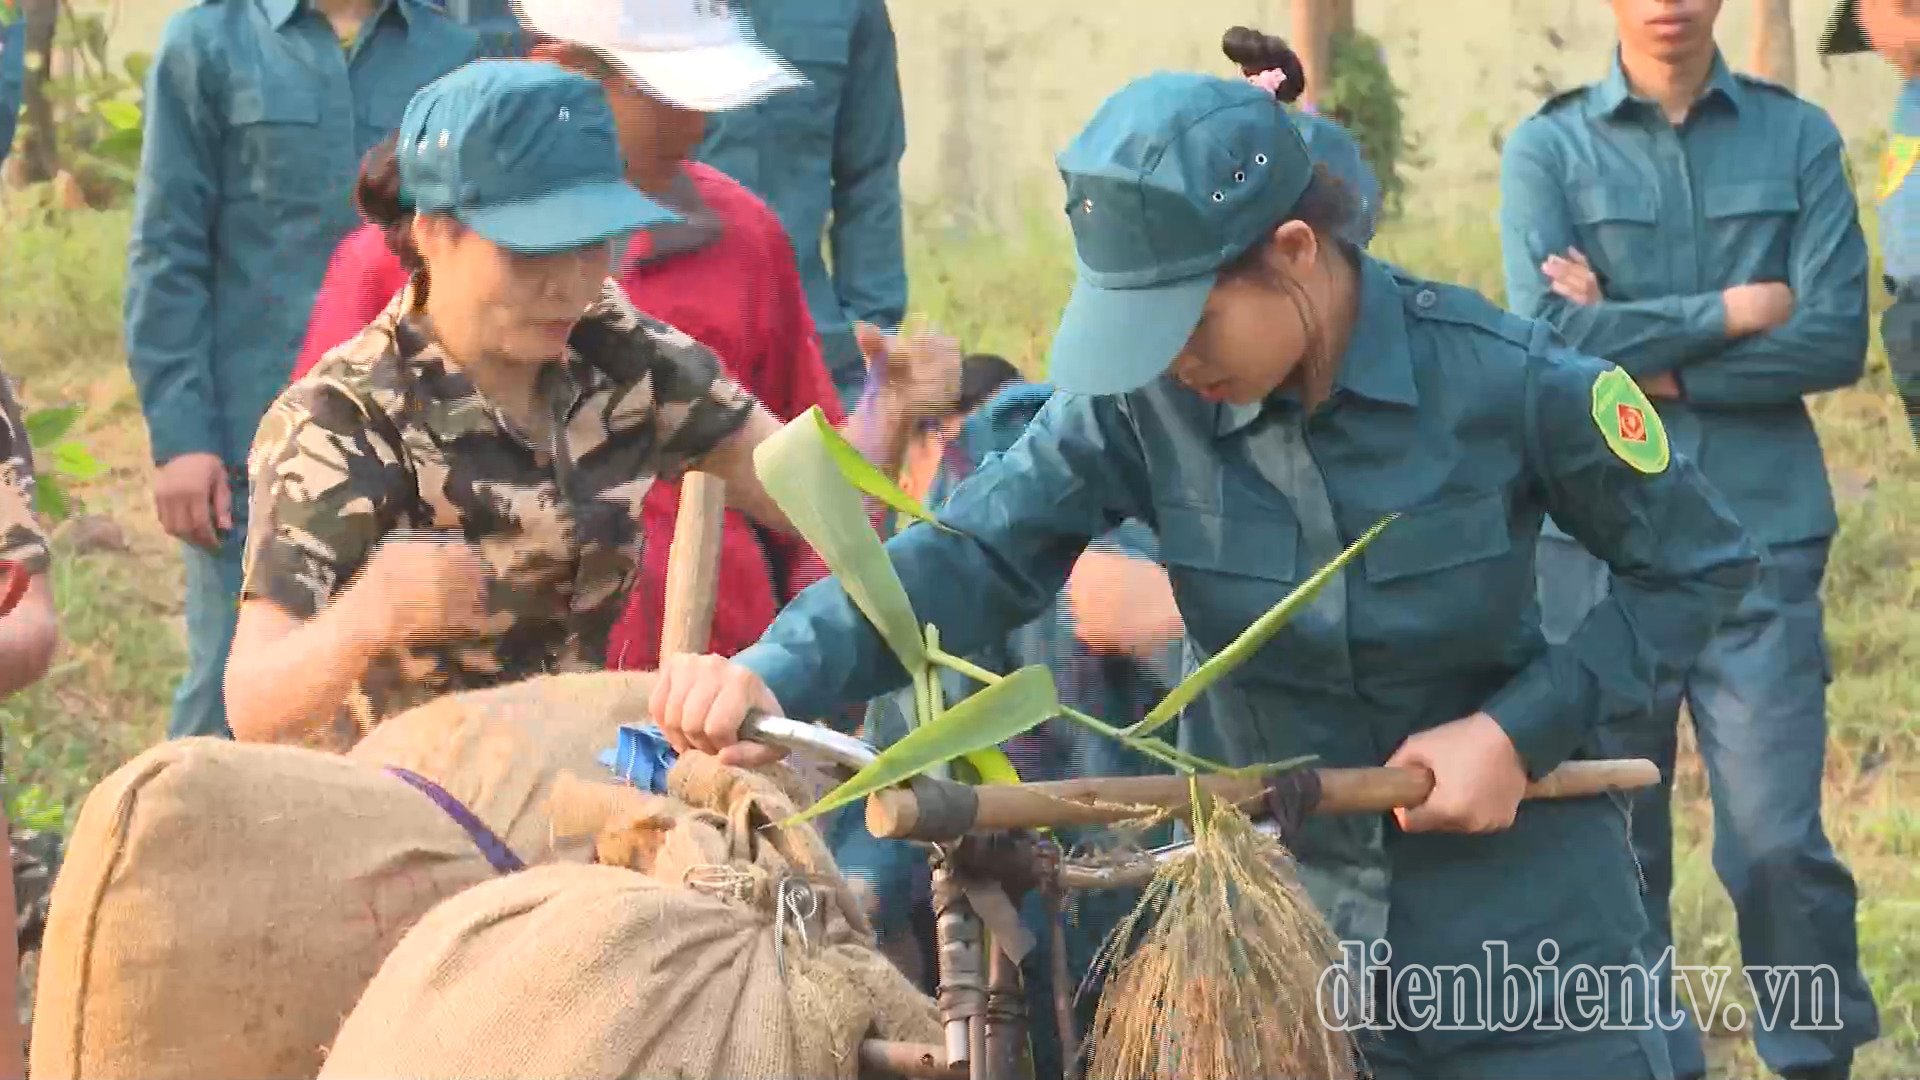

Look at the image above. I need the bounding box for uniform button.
[1415,289,1438,309]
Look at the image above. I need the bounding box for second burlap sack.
[319,754,942,1080]
[30,671,657,1080]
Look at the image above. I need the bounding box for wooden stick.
[859,1040,965,1079]
[866,759,1661,841]
[658,472,728,660]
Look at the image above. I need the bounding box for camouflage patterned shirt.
[242,278,758,740]
[0,369,50,577]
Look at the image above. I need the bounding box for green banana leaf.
[961,746,1023,786]
[753,407,927,672]
[780,665,1061,826]
[1128,514,1399,739]
[809,409,951,531]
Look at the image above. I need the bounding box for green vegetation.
[0,180,1914,1076]
[1321,28,1420,220]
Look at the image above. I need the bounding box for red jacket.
[292,163,842,671]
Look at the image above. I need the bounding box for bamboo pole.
[1290,0,1330,111]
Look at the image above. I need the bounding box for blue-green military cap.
[1818,0,1870,56]
[1048,71,1316,396]
[397,60,679,255]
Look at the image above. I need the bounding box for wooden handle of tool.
[658,472,728,660]
[865,758,1661,839]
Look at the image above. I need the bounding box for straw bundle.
[1083,798,1358,1080]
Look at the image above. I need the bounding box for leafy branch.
[752,407,1396,826]
[23,403,104,520]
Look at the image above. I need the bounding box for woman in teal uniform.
[651,71,1761,1079]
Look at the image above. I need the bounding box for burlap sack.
[27,739,504,1080]
[31,671,659,1080]
[347,670,657,861]
[319,756,941,1080]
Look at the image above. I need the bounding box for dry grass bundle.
[1082,798,1358,1080]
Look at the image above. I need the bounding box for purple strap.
[387,766,526,875]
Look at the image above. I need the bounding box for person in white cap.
[291,0,959,679]
[694,0,907,414]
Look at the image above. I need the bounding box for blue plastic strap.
[387,766,526,875]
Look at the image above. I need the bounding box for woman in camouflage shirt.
[0,364,62,1078]
[227,62,798,749]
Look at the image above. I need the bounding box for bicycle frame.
[744,716,1195,1080]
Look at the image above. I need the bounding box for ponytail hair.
[1222,25,1307,105]
[353,133,424,273]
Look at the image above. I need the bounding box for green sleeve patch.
[1590,366,1670,475]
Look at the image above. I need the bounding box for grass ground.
[0,193,1914,1077]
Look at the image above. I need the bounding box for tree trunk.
[1291,0,1330,111]
[1750,0,1797,90]
[14,0,59,185]
[1328,0,1355,36]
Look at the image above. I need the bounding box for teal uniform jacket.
[1502,49,1883,1078]
[0,9,21,174]
[127,0,476,740]
[695,0,907,394]
[125,0,479,475]
[1498,51,1870,548]
[740,254,1761,1068]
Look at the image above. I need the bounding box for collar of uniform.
[1596,46,1743,120]
[1215,254,1419,436]
[262,0,413,32]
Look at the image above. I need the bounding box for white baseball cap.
[509,0,807,112]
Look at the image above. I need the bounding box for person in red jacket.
[292,1,958,672]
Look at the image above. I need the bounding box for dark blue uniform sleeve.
[1498,118,1730,377]
[1675,118,1871,407]
[0,14,23,175]
[826,0,907,334]
[1484,343,1762,779]
[124,14,224,466]
[735,392,1153,721]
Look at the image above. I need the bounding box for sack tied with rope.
[318,752,941,1080]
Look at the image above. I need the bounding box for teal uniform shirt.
[740,253,1761,1069]
[1498,51,1870,547]
[0,7,22,174]
[695,0,907,396]
[125,0,479,474]
[127,0,477,740]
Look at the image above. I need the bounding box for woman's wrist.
[863,385,915,427]
[329,581,396,659]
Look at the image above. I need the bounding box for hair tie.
[1248,68,1289,96]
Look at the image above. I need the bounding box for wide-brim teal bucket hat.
[1048,71,1316,396]
[397,60,680,255]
